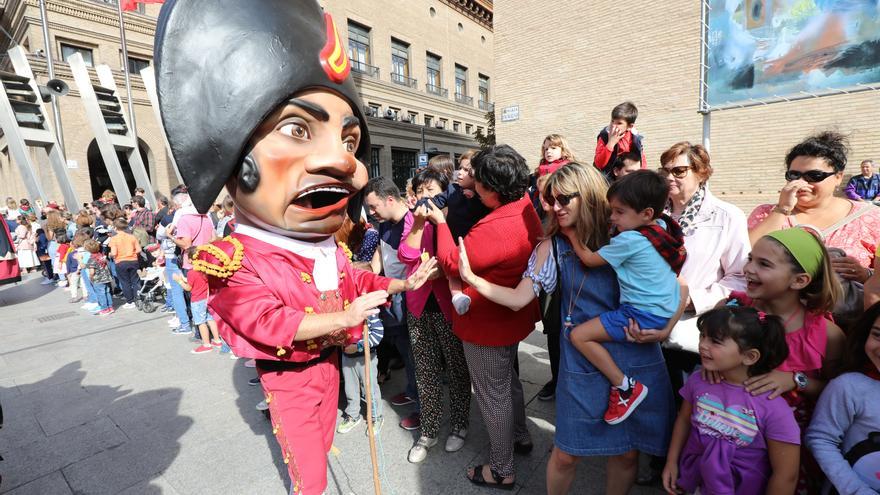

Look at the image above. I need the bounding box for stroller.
[136,266,166,313]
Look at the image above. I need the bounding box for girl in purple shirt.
[663,306,801,494]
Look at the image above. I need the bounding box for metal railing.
[455,93,473,106]
[351,60,380,79]
[478,100,494,111]
[426,84,448,97]
[391,72,418,88]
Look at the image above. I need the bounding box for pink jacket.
[398,219,453,320]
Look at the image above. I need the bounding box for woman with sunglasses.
[748,131,880,284]
[457,162,683,495]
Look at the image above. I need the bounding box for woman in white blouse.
[637,141,751,486]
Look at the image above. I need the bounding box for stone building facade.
[492,1,880,213]
[0,0,492,205]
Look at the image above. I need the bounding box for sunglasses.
[546,192,579,207]
[657,165,691,179]
[784,170,837,183]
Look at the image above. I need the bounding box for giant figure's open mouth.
[291,184,354,211]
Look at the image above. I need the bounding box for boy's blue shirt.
[597,224,680,318]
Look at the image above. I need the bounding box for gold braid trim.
[337,241,354,261]
[192,236,245,279]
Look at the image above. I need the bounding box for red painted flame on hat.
[319,13,350,84]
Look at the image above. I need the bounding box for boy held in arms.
[593,101,646,181]
[566,170,685,424]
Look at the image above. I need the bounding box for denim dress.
[552,236,675,457]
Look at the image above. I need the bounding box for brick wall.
[493,0,880,214]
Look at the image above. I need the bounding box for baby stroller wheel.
[141,300,157,313]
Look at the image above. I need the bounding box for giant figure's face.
[230,89,368,239]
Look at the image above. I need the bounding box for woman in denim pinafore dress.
[458,163,676,493]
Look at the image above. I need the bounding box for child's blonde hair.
[764,229,842,314]
[540,134,576,164]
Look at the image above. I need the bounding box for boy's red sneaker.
[191,345,213,355]
[97,308,115,316]
[604,379,648,425]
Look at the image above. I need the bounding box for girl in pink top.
[727,227,846,495]
[398,168,471,464]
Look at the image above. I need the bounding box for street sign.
[418,153,428,168]
[501,105,519,122]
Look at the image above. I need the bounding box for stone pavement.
[0,273,665,494]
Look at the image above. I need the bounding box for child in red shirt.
[593,101,646,181]
[174,247,221,354]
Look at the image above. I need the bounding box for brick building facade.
[492,1,880,212]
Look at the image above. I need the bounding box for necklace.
[781,307,803,332]
[564,240,588,328]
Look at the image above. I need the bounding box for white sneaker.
[255,399,269,411]
[81,302,99,310]
[445,428,467,452]
[40,278,55,285]
[451,293,471,315]
[121,302,136,309]
[407,436,438,463]
[167,317,180,327]
[56,280,68,287]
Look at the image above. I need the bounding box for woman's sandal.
[466,465,515,491]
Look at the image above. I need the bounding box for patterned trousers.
[462,341,531,478]
[407,310,471,439]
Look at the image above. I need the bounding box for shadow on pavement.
[0,277,57,307]
[0,361,191,494]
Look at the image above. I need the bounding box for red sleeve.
[351,267,392,293]
[641,150,647,169]
[594,136,612,169]
[436,222,460,276]
[208,269,307,351]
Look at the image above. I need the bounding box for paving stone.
[1,471,72,495]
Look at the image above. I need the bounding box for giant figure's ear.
[237,153,261,193]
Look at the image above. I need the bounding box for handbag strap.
[821,202,876,237]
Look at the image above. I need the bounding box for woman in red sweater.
[425,144,543,490]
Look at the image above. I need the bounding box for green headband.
[766,228,824,278]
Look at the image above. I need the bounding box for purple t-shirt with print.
[677,373,800,495]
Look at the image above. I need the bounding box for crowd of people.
[3,99,880,495]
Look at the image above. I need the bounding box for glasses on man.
[546,192,579,207]
[784,170,837,183]
[657,166,691,179]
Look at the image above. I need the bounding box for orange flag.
[121,0,164,12]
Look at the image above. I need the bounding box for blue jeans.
[94,282,112,310]
[81,271,98,304]
[165,258,190,327]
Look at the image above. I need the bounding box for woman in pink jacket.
[399,168,472,465]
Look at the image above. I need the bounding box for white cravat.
[235,224,339,291]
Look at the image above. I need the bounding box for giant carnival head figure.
[155,0,370,240]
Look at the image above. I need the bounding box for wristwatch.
[793,371,808,391]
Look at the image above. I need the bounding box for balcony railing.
[478,100,494,111]
[391,72,418,88]
[426,84,448,97]
[455,93,473,106]
[351,61,380,79]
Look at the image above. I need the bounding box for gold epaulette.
[192,235,244,279]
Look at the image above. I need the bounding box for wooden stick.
[362,321,382,495]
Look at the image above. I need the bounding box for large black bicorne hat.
[154,0,370,213]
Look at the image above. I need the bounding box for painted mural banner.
[707,0,880,107]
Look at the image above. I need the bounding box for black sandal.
[466,465,515,491]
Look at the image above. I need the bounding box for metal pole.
[420,126,426,153]
[116,2,138,143]
[38,0,65,155]
[698,0,711,150]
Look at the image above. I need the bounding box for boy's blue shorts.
[599,303,670,342]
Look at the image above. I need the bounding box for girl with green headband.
[724,227,846,494]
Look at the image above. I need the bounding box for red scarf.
[538,159,570,177]
[864,363,880,381]
[634,214,687,275]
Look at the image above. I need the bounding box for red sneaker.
[191,345,213,354]
[97,308,115,316]
[390,393,416,406]
[604,379,648,425]
[398,412,421,431]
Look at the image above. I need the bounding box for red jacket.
[436,196,542,346]
[196,233,391,361]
